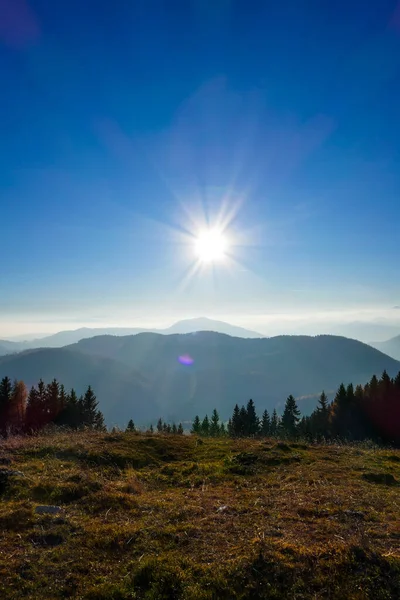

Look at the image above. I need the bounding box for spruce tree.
[201,415,210,436]
[230,404,241,437]
[166,424,172,434]
[80,386,105,430]
[8,380,27,433]
[281,395,301,438]
[260,409,270,436]
[239,406,247,437]
[210,409,220,437]
[0,376,12,435]
[191,415,201,434]
[177,423,184,435]
[270,409,279,436]
[149,424,154,434]
[172,423,178,434]
[219,421,226,436]
[126,419,136,432]
[246,399,259,436]
[157,418,163,433]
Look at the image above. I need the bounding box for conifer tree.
[80,386,104,429]
[0,376,12,435]
[281,395,300,438]
[149,424,154,434]
[177,423,184,435]
[270,408,279,436]
[260,409,270,437]
[172,423,178,434]
[45,379,60,422]
[210,409,220,437]
[246,399,259,436]
[126,419,136,432]
[219,421,226,436]
[8,380,27,433]
[157,418,163,432]
[230,404,241,437]
[201,414,210,436]
[166,424,172,434]
[239,405,247,437]
[191,415,201,434]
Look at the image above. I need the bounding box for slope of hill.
[163,317,262,338]
[0,318,262,353]
[0,340,25,356]
[0,348,154,425]
[1,432,399,599]
[370,335,400,361]
[1,333,398,426]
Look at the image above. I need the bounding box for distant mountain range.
[0,318,262,355]
[370,335,400,361]
[0,333,398,427]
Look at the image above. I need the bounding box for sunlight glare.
[194,229,228,263]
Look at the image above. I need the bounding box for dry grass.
[0,431,399,599]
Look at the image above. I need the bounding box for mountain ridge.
[1,333,398,426]
[0,317,263,355]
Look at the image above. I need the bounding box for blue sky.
[1,0,400,338]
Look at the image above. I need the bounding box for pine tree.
[239,406,247,437]
[201,415,210,436]
[230,404,241,437]
[126,419,136,432]
[80,386,104,429]
[260,409,270,436]
[270,409,279,436]
[45,379,60,422]
[312,391,330,439]
[331,383,349,437]
[149,424,154,434]
[281,395,301,438]
[210,409,220,437]
[0,376,13,435]
[62,388,81,429]
[157,418,163,433]
[172,423,178,435]
[166,424,172,434]
[246,399,259,436]
[163,422,168,433]
[8,380,27,433]
[219,421,226,436]
[191,415,201,434]
[177,423,184,435]
[25,386,40,432]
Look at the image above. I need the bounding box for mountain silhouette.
[0,318,262,355]
[1,333,398,426]
[370,335,400,361]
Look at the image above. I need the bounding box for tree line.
[0,376,105,435]
[191,371,400,444]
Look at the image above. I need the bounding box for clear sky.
[1,0,400,338]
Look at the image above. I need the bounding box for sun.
[194,228,228,263]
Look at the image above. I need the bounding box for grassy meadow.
[0,432,399,599]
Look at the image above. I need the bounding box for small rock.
[35,505,62,515]
[217,505,228,513]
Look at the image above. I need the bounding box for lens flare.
[178,354,194,365]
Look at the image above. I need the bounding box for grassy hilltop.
[0,432,399,599]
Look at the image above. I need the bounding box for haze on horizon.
[1,1,400,343]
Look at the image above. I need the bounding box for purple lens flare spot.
[178,354,194,365]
